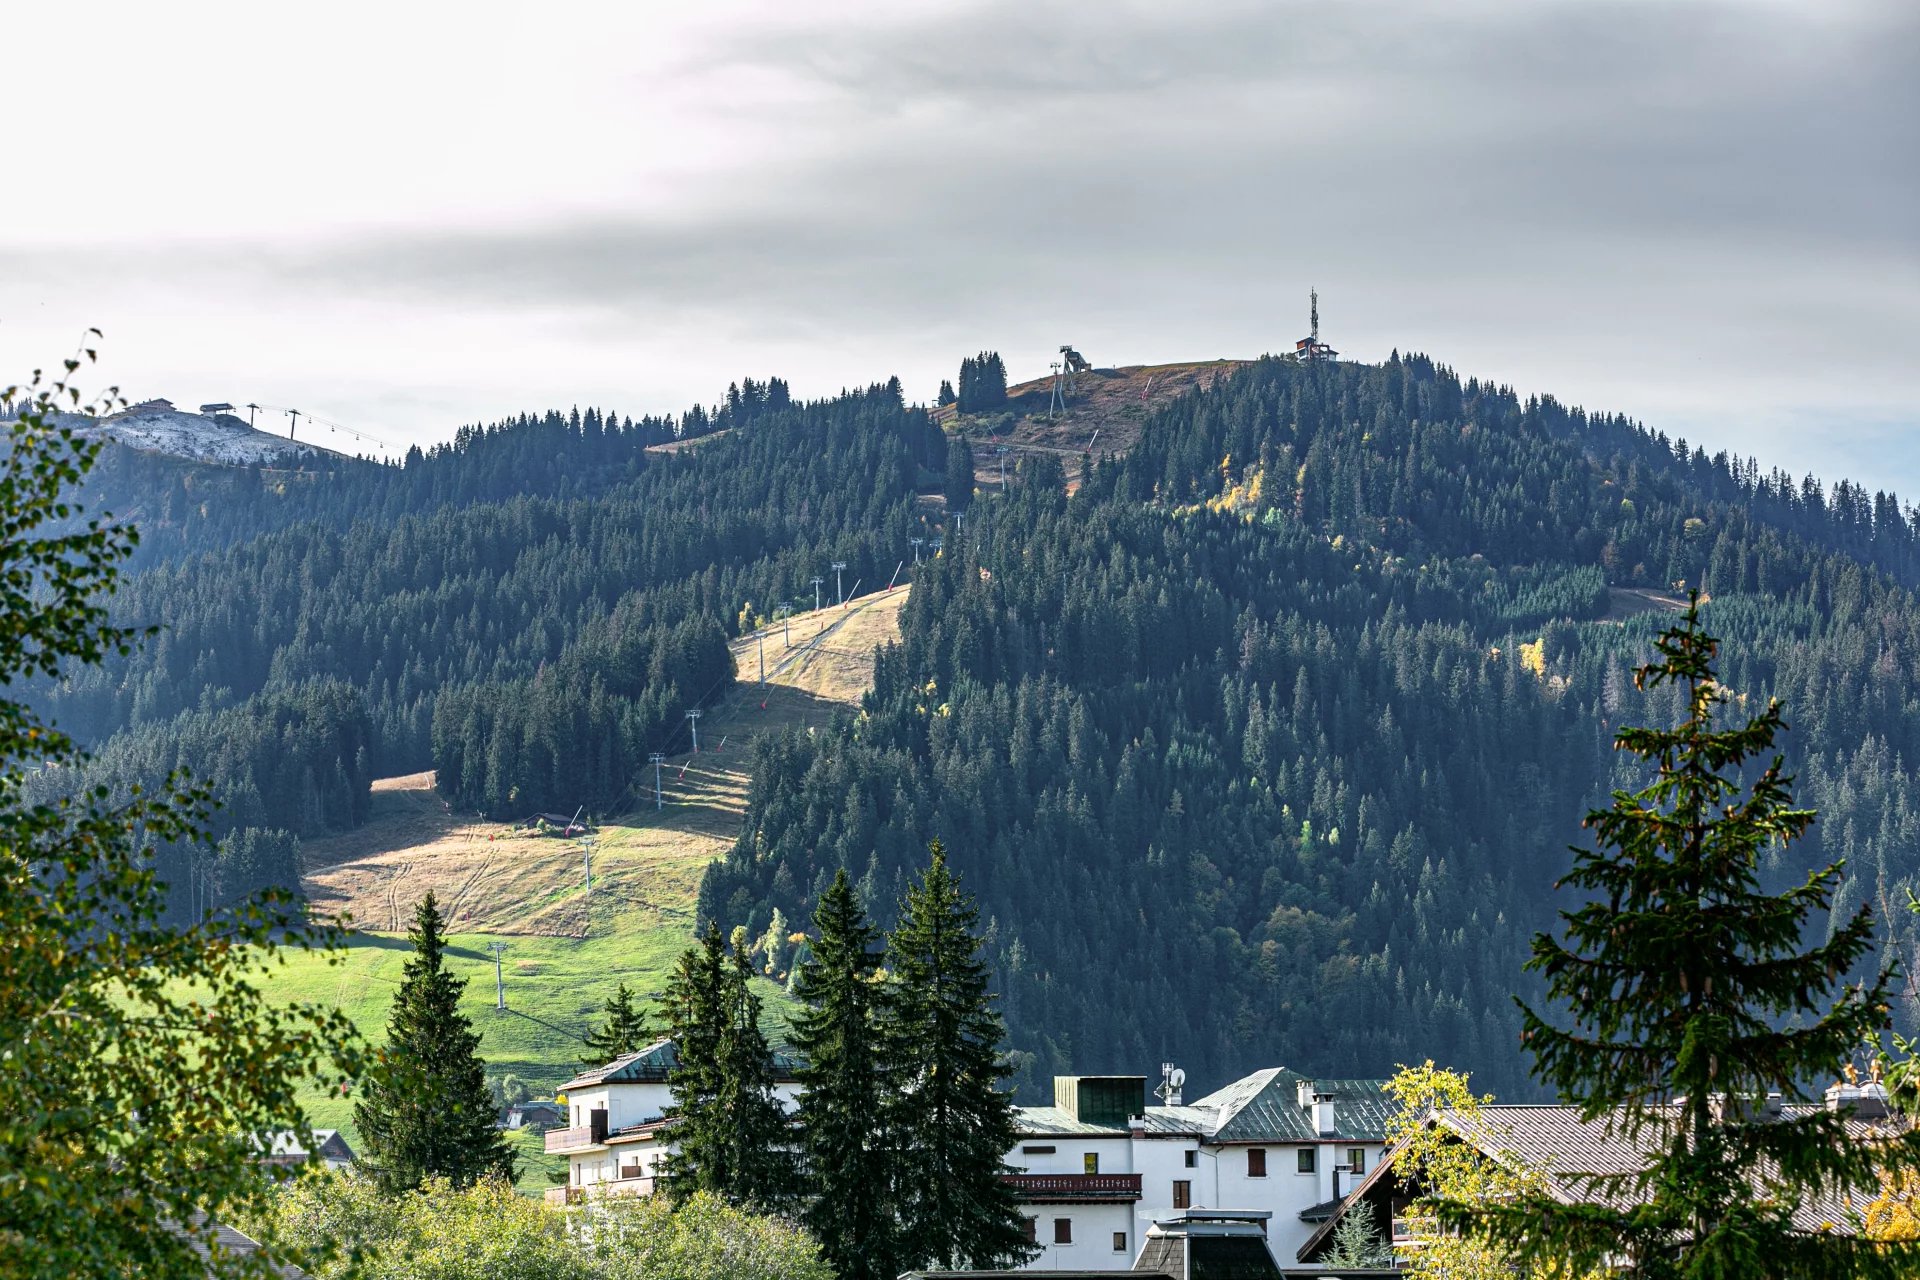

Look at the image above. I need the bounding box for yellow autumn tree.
[1383,1062,1597,1280]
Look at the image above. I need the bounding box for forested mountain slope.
[703,353,1920,1100]
[42,350,1920,1102]
[32,380,944,920]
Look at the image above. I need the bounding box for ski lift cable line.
[243,401,399,453]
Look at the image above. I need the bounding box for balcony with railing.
[542,1174,659,1208]
[1003,1172,1143,1203]
[544,1125,601,1153]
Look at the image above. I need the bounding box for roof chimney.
[1312,1091,1337,1137]
[1826,1079,1890,1121]
[1297,1078,1315,1109]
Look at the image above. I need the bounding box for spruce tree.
[888,841,1031,1271]
[945,433,975,513]
[660,924,726,1203]
[354,893,515,1193]
[580,982,650,1068]
[1469,600,1919,1277]
[938,379,957,407]
[661,923,797,1211]
[793,870,902,1280]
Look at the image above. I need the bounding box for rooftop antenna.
[1155,1062,1186,1106]
[1311,288,1320,345]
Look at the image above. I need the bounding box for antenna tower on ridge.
[1294,289,1339,364]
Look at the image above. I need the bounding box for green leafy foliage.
[355,891,517,1192]
[255,1175,832,1280]
[0,351,361,1279]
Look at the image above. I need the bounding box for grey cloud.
[4,0,1913,491]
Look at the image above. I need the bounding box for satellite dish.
[1170,1068,1186,1088]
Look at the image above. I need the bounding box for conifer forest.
[36,355,1920,1100]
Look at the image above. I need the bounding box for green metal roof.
[1013,1105,1131,1137]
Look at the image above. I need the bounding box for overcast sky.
[3,1,1915,489]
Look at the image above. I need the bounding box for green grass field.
[258,922,696,1191]
[251,592,904,1193]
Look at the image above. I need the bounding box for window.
[1183,1149,1198,1168]
[1022,1217,1037,1244]
[1297,1147,1317,1174]
[1083,1152,1100,1175]
[1054,1218,1073,1245]
[1348,1147,1367,1174]
[1113,1232,1129,1253]
[1247,1147,1267,1178]
[1022,1144,1056,1155]
[1172,1180,1192,1209]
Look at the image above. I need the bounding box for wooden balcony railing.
[1003,1172,1143,1202]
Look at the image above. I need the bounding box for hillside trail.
[301,585,910,940]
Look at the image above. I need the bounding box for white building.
[1005,1067,1391,1269]
[544,1037,803,1203]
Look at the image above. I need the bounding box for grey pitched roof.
[1438,1103,1892,1232]
[183,1216,312,1280]
[561,1036,804,1092]
[1189,1069,1393,1144]
[1296,1101,1906,1260]
[1017,1070,1391,1144]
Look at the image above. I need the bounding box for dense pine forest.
[705,354,1920,1099]
[36,351,1920,1100]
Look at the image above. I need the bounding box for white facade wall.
[562,1080,802,1192]
[1017,1202,1137,1271]
[1005,1132,1386,1270]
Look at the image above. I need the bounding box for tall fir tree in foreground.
[888,841,1031,1271]
[793,869,903,1280]
[580,982,650,1068]
[661,923,796,1211]
[1465,599,1919,1277]
[354,892,515,1193]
